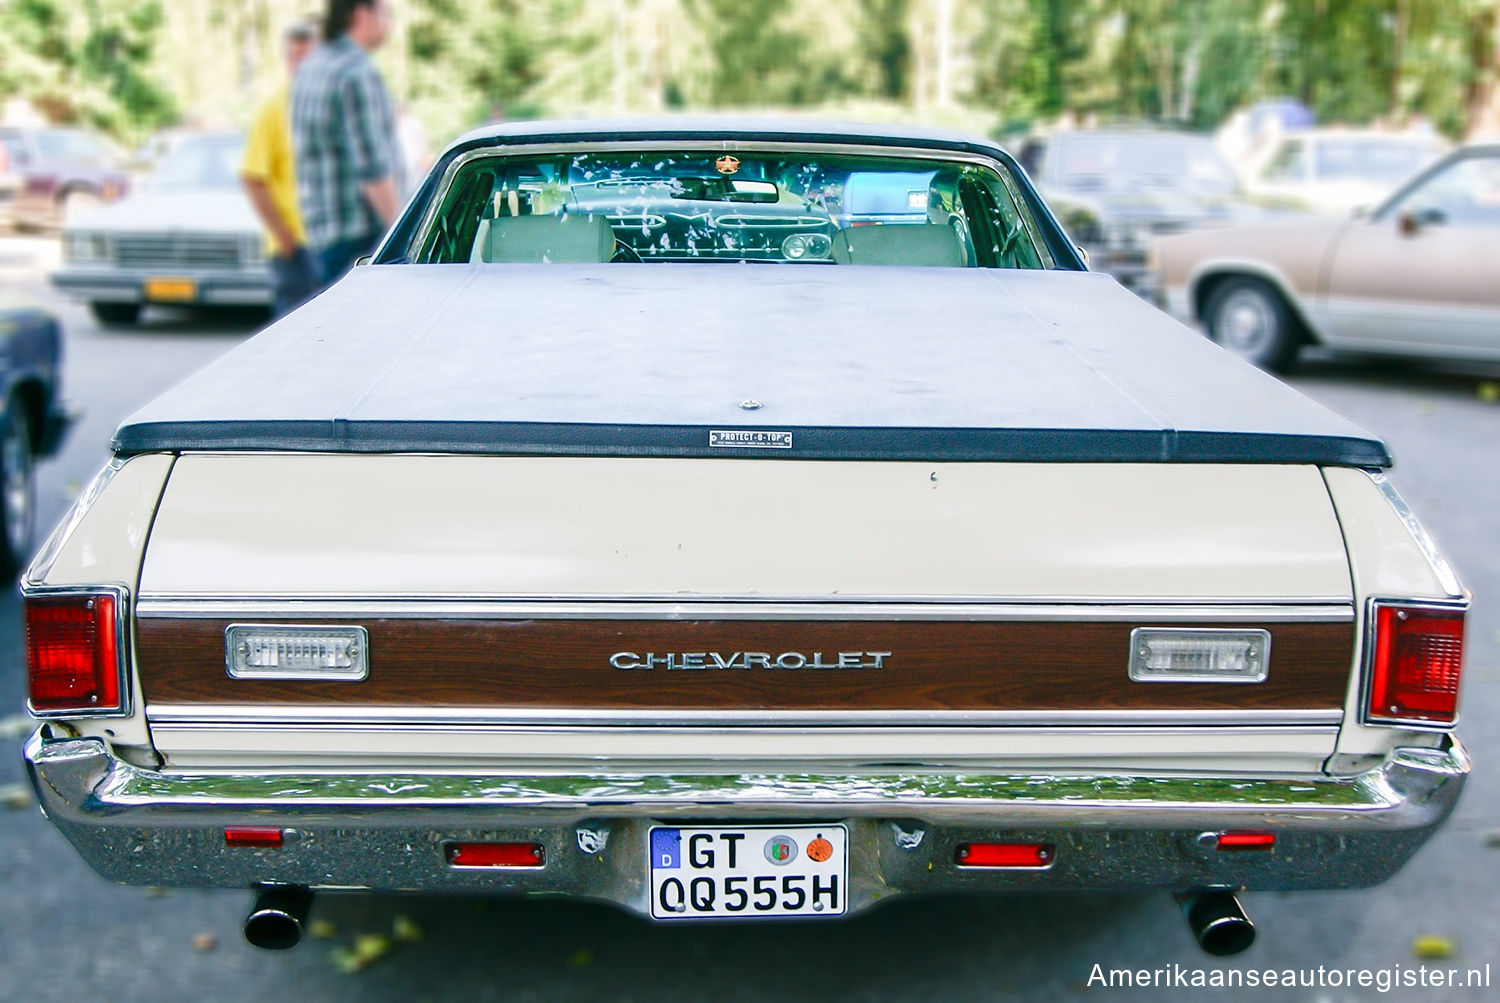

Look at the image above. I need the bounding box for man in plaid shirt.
[292,0,404,290]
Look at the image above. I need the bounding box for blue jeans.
[316,234,379,293]
[270,246,320,318]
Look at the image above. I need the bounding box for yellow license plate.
[144,277,197,302]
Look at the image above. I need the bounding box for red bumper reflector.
[1216,831,1275,851]
[446,842,545,868]
[25,593,122,714]
[224,826,284,848]
[1368,604,1465,725]
[955,842,1053,868]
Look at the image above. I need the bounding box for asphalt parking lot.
[1,233,1496,1001]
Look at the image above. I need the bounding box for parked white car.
[1242,129,1449,216]
[50,131,270,326]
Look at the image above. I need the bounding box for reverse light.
[1128,628,1270,683]
[25,588,128,716]
[225,624,368,681]
[445,842,545,868]
[1365,601,1465,727]
[955,842,1054,868]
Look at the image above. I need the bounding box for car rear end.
[22,453,1468,949]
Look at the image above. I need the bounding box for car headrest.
[474,214,616,264]
[830,223,964,267]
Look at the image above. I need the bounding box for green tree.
[0,0,175,139]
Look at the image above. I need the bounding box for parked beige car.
[1157,144,1500,371]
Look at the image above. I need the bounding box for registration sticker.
[648,824,847,920]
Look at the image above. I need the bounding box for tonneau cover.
[114,264,1390,467]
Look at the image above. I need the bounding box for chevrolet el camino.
[21,120,1469,956]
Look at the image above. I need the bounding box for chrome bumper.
[50,267,273,306]
[25,730,1467,916]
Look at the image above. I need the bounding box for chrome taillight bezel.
[1359,596,1468,731]
[22,582,133,719]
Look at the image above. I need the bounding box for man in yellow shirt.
[241,21,318,318]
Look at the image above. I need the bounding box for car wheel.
[90,302,141,327]
[0,402,36,578]
[1203,277,1299,372]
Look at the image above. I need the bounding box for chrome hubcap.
[1214,289,1276,356]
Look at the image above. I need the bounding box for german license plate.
[648,824,848,920]
[144,277,197,302]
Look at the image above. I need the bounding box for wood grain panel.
[136,618,1353,712]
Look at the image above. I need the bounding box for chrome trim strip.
[22,456,127,588]
[1367,472,1465,600]
[134,597,1356,622]
[144,705,1345,728]
[1358,596,1469,733]
[19,583,134,720]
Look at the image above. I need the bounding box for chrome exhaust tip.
[1177,890,1256,957]
[244,884,313,950]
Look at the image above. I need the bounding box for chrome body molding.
[143,704,1346,729]
[133,597,1357,622]
[22,456,127,588]
[1366,472,1466,600]
[24,730,1468,908]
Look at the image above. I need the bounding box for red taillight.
[1367,603,1465,726]
[225,826,284,848]
[25,591,124,715]
[445,842,545,868]
[955,842,1053,868]
[1215,831,1275,851]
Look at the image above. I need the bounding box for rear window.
[409,149,1054,269]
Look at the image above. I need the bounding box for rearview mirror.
[670,177,780,204]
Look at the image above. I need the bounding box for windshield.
[408,148,1054,269]
[149,135,245,190]
[1048,135,1236,192]
[33,129,117,167]
[1314,139,1440,183]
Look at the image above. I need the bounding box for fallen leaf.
[567,947,595,969]
[1413,934,1456,959]
[0,784,33,810]
[392,914,423,942]
[144,886,170,899]
[1483,830,1500,849]
[192,933,218,952]
[1478,382,1500,403]
[308,919,338,939]
[331,933,395,972]
[1417,402,1436,417]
